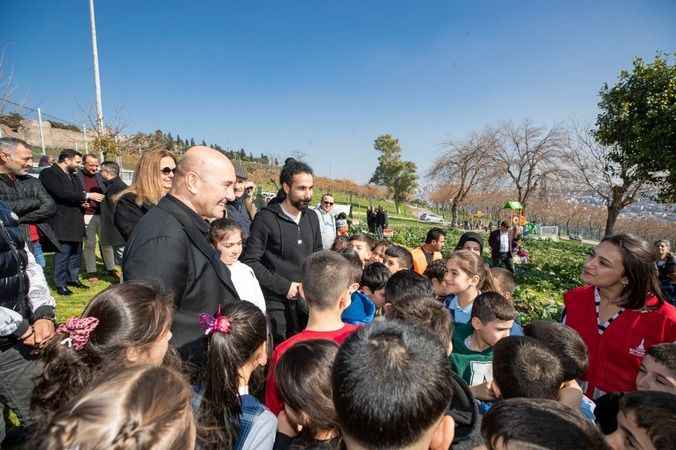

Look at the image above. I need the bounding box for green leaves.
[595,53,676,201]
[370,134,419,214]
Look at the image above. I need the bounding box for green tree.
[190,137,196,146]
[369,134,418,214]
[595,53,676,202]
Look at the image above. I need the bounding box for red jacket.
[264,324,359,415]
[563,285,676,398]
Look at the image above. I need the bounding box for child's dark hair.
[619,391,676,450]
[425,227,445,244]
[423,258,447,282]
[481,398,610,450]
[490,267,517,296]
[384,245,413,270]
[331,236,350,252]
[492,336,565,400]
[349,233,374,249]
[276,340,339,440]
[32,281,174,429]
[448,250,498,292]
[384,270,435,306]
[37,365,195,450]
[524,321,589,381]
[470,291,516,323]
[360,262,390,292]
[384,295,453,352]
[339,248,364,283]
[198,301,268,450]
[303,250,354,310]
[208,218,242,244]
[647,342,676,373]
[332,320,453,449]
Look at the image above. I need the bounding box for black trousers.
[492,252,514,272]
[267,298,308,347]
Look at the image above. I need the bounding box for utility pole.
[88,0,104,134]
[37,108,46,155]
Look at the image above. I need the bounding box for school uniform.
[563,285,676,398]
[450,323,494,387]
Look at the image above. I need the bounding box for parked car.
[419,212,443,223]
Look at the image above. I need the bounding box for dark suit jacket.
[38,165,86,243]
[122,194,240,367]
[99,177,127,246]
[488,229,514,261]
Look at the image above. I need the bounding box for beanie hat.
[456,232,484,254]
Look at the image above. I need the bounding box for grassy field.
[44,253,119,322]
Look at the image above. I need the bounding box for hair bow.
[199,306,231,335]
[56,317,99,351]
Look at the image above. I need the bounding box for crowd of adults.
[0,135,675,450]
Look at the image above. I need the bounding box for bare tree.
[428,128,498,225]
[565,123,649,237]
[492,120,565,209]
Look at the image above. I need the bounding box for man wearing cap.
[226,162,256,240]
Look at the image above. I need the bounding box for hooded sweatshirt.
[448,371,483,449]
[242,202,322,303]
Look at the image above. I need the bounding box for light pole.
[88,0,104,134]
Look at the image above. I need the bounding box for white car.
[420,213,443,223]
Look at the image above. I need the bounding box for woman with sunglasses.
[114,148,177,242]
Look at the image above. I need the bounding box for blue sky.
[2,1,674,183]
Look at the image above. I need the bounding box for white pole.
[37,108,46,155]
[88,0,104,133]
[83,125,88,152]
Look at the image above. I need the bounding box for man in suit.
[489,220,515,273]
[77,154,116,282]
[98,161,127,266]
[40,149,95,295]
[123,146,240,371]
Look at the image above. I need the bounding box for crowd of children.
[18,227,676,450]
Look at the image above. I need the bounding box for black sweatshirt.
[242,202,322,302]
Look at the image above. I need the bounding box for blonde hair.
[115,148,176,206]
[38,365,195,450]
[448,249,498,292]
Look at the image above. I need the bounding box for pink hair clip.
[56,317,99,351]
[198,306,231,335]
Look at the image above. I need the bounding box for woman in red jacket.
[563,234,676,399]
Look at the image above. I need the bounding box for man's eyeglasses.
[161,167,176,175]
[323,201,334,205]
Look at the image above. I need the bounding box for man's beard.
[290,196,310,210]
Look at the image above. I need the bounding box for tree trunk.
[604,205,621,238]
[451,203,458,226]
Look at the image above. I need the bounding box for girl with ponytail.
[196,300,275,450]
[442,249,498,324]
[31,281,176,432]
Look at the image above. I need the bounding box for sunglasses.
[323,201,334,205]
[161,167,176,175]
